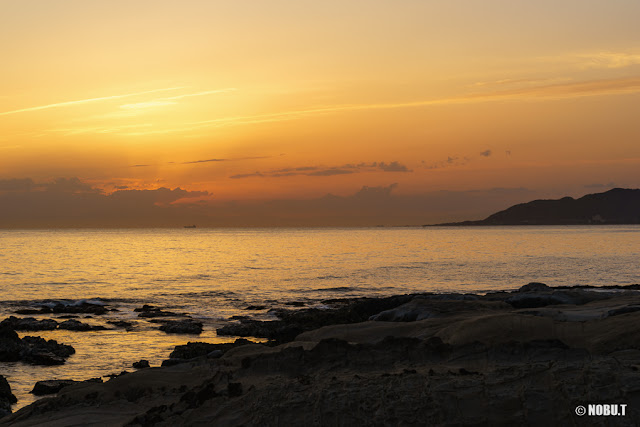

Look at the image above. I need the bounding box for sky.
[1,1,639,226]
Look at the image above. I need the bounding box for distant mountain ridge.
[434,188,640,225]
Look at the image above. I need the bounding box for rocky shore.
[3,283,640,425]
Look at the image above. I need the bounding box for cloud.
[573,52,640,70]
[0,87,185,117]
[29,76,640,138]
[0,178,35,192]
[378,161,410,172]
[180,76,640,130]
[308,169,354,176]
[181,156,270,165]
[228,161,412,179]
[0,177,540,227]
[43,177,101,194]
[229,172,265,179]
[0,177,99,194]
[119,88,236,110]
[182,158,227,164]
[0,177,212,227]
[480,150,492,157]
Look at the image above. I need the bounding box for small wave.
[315,275,344,280]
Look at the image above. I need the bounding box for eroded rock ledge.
[3,283,640,426]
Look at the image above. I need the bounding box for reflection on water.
[1,226,639,409]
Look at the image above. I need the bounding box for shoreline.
[3,283,640,425]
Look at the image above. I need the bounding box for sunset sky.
[1,1,639,226]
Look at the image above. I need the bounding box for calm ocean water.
[1,226,639,409]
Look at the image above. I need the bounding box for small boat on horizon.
[183,225,197,228]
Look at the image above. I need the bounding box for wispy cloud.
[180,156,269,165]
[573,52,640,69]
[230,161,411,179]
[0,87,185,117]
[119,88,236,110]
[116,76,640,136]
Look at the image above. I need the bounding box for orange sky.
[1,1,639,225]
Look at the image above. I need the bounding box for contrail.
[0,86,186,117]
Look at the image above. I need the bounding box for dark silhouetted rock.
[15,307,51,315]
[168,339,253,360]
[20,336,75,365]
[52,302,108,315]
[58,319,107,331]
[244,305,267,310]
[518,282,550,293]
[134,305,185,318]
[218,295,417,343]
[0,316,58,331]
[133,359,150,369]
[0,328,74,365]
[30,380,77,396]
[0,327,22,362]
[107,320,134,330]
[0,375,17,418]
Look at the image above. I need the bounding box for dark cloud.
[229,172,265,179]
[378,161,410,172]
[0,177,211,227]
[44,177,97,194]
[181,156,271,165]
[229,161,411,179]
[182,158,227,164]
[0,177,540,227]
[0,178,35,192]
[480,149,492,157]
[130,164,151,168]
[308,169,354,176]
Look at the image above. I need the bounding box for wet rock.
[0,327,22,362]
[52,302,108,315]
[134,305,184,318]
[30,380,77,396]
[158,320,203,334]
[168,339,253,360]
[15,307,51,315]
[107,320,134,330]
[0,375,17,418]
[505,292,579,308]
[58,319,107,331]
[0,328,74,365]
[370,298,509,322]
[518,282,550,293]
[20,336,75,365]
[133,360,150,369]
[160,358,188,367]
[0,316,58,331]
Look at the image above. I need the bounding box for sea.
[1,226,639,409]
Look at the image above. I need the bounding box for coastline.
[3,283,640,425]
